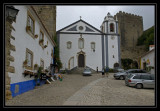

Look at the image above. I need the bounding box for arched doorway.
[78,54,84,67]
[114,62,119,68]
[68,57,74,70]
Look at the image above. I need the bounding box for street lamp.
[5,6,19,22]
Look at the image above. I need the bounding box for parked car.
[113,69,147,80]
[83,68,92,76]
[125,73,155,89]
[114,67,124,72]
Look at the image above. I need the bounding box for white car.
[83,68,92,76]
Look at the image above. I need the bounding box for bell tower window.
[110,23,114,32]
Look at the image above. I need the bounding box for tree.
[54,35,62,70]
[137,26,154,51]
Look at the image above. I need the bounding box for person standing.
[105,66,109,77]
[97,67,98,73]
[102,68,105,77]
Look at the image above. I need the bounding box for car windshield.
[120,70,126,73]
[85,69,90,72]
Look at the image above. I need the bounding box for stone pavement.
[63,77,104,105]
[5,73,155,106]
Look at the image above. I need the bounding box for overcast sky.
[56,5,155,31]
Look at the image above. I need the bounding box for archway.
[114,62,119,68]
[68,57,74,70]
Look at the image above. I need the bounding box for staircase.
[67,66,97,74]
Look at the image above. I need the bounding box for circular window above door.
[79,26,84,30]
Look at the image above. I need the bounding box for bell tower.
[101,12,121,69]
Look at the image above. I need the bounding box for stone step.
[68,66,97,74]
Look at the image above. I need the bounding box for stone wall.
[114,11,146,60]
[5,19,16,100]
[32,5,56,40]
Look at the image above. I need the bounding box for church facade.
[57,13,121,71]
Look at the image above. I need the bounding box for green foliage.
[121,58,133,70]
[35,67,43,85]
[137,26,154,51]
[109,68,114,72]
[54,35,62,69]
[146,66,152,72]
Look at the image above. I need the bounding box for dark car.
[113,69,147,80]
[83,68,92,76]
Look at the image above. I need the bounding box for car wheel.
[119,76,124,80]
[136,84,143,89]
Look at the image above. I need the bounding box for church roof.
[57,19,103,34]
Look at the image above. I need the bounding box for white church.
[57,12,121,72]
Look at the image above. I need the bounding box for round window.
[79,26,83,30]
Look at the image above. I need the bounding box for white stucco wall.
[107,35,119,68]
[140,50,155,74]
[9,6,54,84]
[59,33,102,71]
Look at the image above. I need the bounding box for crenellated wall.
[114,11,146,60]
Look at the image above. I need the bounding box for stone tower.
[114,11,146,60]
[32,5,56,40]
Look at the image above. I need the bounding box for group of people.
[97,66,110,77]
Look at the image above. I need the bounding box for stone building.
[32,5,56,40]
[5,5,56,100]
[114,11,146,60]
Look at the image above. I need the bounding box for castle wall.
[32,5,56,39]
[114,11,146,60]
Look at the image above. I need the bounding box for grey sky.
[56,5,155,31]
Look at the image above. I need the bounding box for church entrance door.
[78,54,84,67]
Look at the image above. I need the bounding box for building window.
[78,38,84,49]
[79,26,84,30]
[110,23,114,32]
[113,55,115,58]
[40,59,44,69]
[91,42,95,49]
[112,45,114,48]
[27,11,35,35]
[39,30,44,45]
[67,41,72,49]
[26,48,33,69]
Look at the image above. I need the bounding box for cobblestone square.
[5,73,155,107]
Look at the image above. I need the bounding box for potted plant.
[39,39,44,44]
[34,34,38,38]
[34,64,39,70]
[23,59,28,67]
[44,45,47,48]
[34,67,43,86]
[26,26,31,31]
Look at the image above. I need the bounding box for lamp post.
[5,6,19,22]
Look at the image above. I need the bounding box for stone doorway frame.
[68,56,74,70]
[77,50,86,68]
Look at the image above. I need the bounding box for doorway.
[68,57,74,70]
[78,54,84,67]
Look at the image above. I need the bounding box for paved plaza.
[5,73,155,107]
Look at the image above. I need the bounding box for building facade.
[57,13,121,71]
[140,45,155,74]
[6,5,56,98]
[101,12,121,69]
